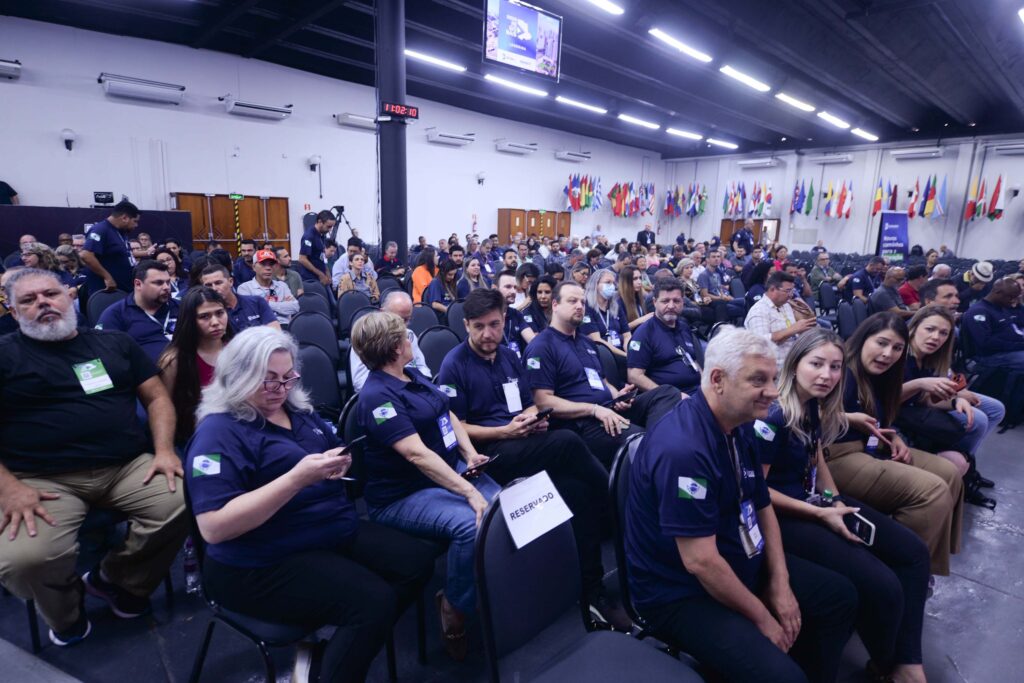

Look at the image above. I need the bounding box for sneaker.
[587,590,634,633]
[83,568,151,619]
[48,614,92,647]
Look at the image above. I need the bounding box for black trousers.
[777,497,929,667]
[483,429,610,597]
[203,521,437,683]
[569,384,681,468]
[641,554,857,683]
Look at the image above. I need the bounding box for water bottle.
[183,536,201,595]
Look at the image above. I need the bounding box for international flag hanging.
[789,180,800,215]
[888,182,897,211]
[664,188,674,217]
[794,180,806,214]
[805,179,814,215]
[988,175,1004,220]
[975,178,986,220]
[964,177,978,221]
[907,178,920,218]
[698,185,707,216]
[836,181,848,218]
[923,174,937,217]
[592,176,603,211]
[934,175,947,218]
[872,180,883,216]
[763,184,773,217]
[919,175,932,217]
[844,182,853,219]
[823,181,834,218]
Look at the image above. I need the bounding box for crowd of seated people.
[2,213,1024,683]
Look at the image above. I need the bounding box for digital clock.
[380,101,420,119]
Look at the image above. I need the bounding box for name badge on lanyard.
[73,359,115,395]
[438,414,457,450]
[607,329,621,348]
[676,345,700,373]
[502,380,523,413]
[585,367,604,390]
[728,436,763,558]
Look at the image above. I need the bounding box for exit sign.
[228,193,244,200]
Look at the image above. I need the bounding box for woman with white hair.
[186,326,436,683]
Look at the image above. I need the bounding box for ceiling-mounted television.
[483,0,563,81]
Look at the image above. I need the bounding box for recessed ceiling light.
[719,65,771,92]
[780,136,787,141]
[911,126,920,132]
[817,111,850,129]
[648,28,713,63]
[666,127,703,140]
[1019,8,1024,26]
[851,128,879,141]
[618,113,660,130]
[707,138,738,149]
[586,0,625,15]
[555,95,607,114]
[404,49,466,72]
[775,92,815,112]
[968,122,976,127]
[484,73,548,97]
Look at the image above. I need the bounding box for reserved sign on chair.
[498,471,573,549]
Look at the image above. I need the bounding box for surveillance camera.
[61,128,76,151]
[476,171,486,185]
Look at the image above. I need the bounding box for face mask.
[600,283,617,298]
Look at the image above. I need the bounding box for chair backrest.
[377,277,402,296]
[301,279,331,303]
[729,277,746,298]
[418,325,461,375]
[298,292,331,317]
[817,282,839,312]
[447,300,468,341]
[338,393,367,498]
[476,484,580,673]
[837,301,856,340]
[608,433,646,627]
[297,345,342,420]
[350,305,376,330]
[289,311,339,363]
[87,289,127,324]
[596,343,623,389]
[337,290,373,339]
[409,304,437,337]
[852,297,868,325]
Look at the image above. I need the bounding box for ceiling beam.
[245,0,348,58]
[193,0,263,49]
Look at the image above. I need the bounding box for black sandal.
[435,589,467,662]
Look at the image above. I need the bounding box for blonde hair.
[776,329,849,447]
[351,311,407,370]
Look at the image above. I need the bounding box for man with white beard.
[0,268,187,647]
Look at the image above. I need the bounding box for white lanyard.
[145,308,172,336]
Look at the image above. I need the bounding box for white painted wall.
[0,16,666,255]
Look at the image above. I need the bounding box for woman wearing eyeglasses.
[186,327,436,683]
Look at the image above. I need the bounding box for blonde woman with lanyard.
[751,329,929,683]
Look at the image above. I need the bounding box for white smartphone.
[844,512,876,546]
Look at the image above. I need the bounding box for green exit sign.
[228,193,244,200]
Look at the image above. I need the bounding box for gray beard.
[19,306,78,341]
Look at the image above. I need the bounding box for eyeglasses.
[262,375,301,392]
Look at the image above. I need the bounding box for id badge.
[438,415,457,450]
[502,380,523,413]
[72,359,115,395]
[585,367,604,390]
[738,500,764,558]
[682,349,700,373]
[608,330,621,348]
[508,341,521,358]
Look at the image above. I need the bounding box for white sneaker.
[292,641,315,683]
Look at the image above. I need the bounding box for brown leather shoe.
[435,589,467,662]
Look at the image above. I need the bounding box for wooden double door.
[172,192,290,258]
[497,208,571,244]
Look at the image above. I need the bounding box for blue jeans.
[981,350,1024,372]
[369,474,501,614]
[948,392,1006,456]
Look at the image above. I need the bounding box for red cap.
[253,249,277,264]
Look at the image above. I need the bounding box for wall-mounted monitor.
[483,0,562,81]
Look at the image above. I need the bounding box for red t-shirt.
[898,281,920,307]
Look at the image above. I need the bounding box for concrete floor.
[2,425,1022,683]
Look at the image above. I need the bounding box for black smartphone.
[533,408,554,421]
[616,388,638,404]
[462,453,501,479]
[340,435,367,454]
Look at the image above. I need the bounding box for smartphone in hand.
[532,408,554,422]
[462,453,500,479]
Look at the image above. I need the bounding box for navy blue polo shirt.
[357,369,456,508]
[83,219,134,292]
[297,226,326,282]
[232,257,256,285]
[627,316,703,393]
[423,279,454,307]
[846,268,875,300]
[835,368,886,444]
[186,410,358,568]
[523,326,612,405]
[503,306,531,358]
[749,403,816,501]
[96,296,179,363]
[437,340,532,427]
[228,294,276,333]
[580,303,628,350]
[625,391,771,609]
[524,302,549,333]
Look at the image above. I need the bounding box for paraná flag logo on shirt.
[441,384,458,397]
[753,420,776,441]
[192,454,221,477]
[373,402,398,424]
[527,357,541,369]
[629,340,642,351]
[678,477,708,500]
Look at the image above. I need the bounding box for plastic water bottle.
[183,537,201,595]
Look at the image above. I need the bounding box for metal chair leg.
[385,633,398,682]
[258,642,276,682]
[26,599,41,653]
[415,592,427,664]
[188,620,217,683]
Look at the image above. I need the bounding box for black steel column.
[376,0,408,266]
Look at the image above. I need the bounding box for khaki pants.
[825,440,963,576]
[0,454,187,632]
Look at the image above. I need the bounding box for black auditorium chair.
[289,311,349,400]
[336,290,373,345]
[297,292,331,317]
[475,480,704,683]
[597,343,624,390]
[377,277,402,298]
[837,302,857,340]
[301,279,332,305]
[409,304,438,338]
[297,345,343,422]
[729,278,746,299]
[86,289,127,325]
[446,300,468,341]
[852,297,868,326]
[418,326,461,375]
[349,305,376,331]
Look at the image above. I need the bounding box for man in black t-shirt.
[0,269,186,646]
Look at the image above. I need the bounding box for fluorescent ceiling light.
[618,113,660,130]
[1019,8,1024,25]
[851,127,878,141]
[817,111,850,129]
[648,28,712,63]
[707,138,738,149]
[404,49,466,72]
[775,92,815,112]
[586,0,625,15]
[484,73,548,97]
[719,65,770,92]
[666,127,703,140]
[555,95,607,114]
